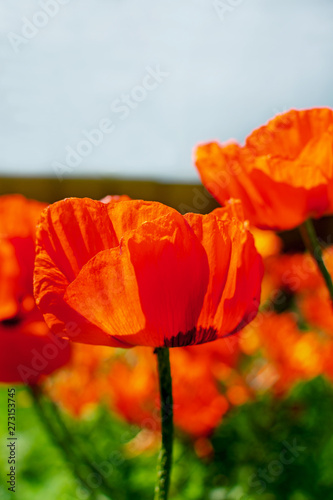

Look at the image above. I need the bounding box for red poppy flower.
[46,343,112,417]
[243,313,327,395]
[34,198,263,347]
[0,309,71,385]
[0,194,71,384]
[300,292,333,336]
[107,346,229,437]
[46,335,240,435]
[0,194,47,319]
[195,108,333,230]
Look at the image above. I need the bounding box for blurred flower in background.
[195,108,333,230]
[0,195,71,384]
[239,229,333,397]
[45,337,243,440]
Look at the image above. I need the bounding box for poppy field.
[1,109,333,499]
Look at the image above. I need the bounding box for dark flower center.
[2,316,22,327]
[164,326,217,347]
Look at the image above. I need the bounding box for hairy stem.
[154,347,174,500]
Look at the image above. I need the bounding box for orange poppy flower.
[46,343,112,416]
[34,198,263,348]
[46,334,241,433]
[195,108,333,230]
[264,252,321,294]
[107,346,229,437]
[260,246,333,332]
[243,313,327,395]
[251,227,282,260]
[169,348,229,436]
[0,194,71,384]
[248,228,283,304]
[299,292,333,336]
[45,327,245,436]
[183,334,240,374]
[0,194,47,319]
[46,342,232,437]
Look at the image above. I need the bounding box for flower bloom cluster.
[46,340,241,438]
[2,107,333,442]
[239,233,333,395]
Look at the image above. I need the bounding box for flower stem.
[154,347,173,500]
[299,218,333,303]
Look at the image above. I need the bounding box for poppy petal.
[195,109,333,230]
[185,212,263,336]
[35,198,119,284]
[64,212,209,347]
[107,199,177,240]
[0,240,20,320]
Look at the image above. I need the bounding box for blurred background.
[2,2,333,500]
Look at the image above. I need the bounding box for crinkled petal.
[185,212,263,337]
[64,212,209,347]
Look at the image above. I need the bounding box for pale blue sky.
[1,0,333,181]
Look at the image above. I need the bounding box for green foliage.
[210,377,333,500]
[1,377,333,499]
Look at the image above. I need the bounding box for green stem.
[154,347,174,500]
[299,218,333,303]
[32,386,115,499]
[29,386,96,498]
